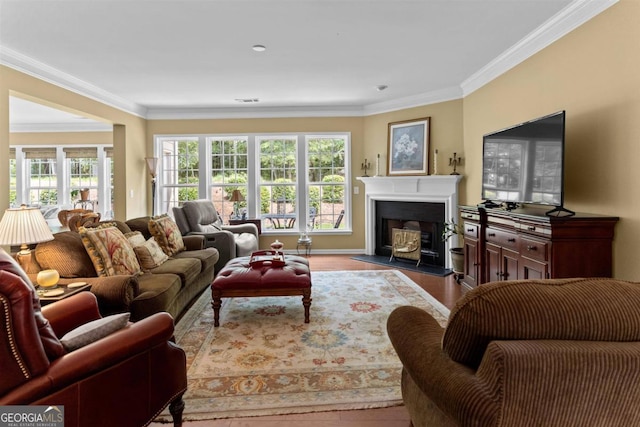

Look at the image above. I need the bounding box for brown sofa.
[0,248,187,427]
[387,277,640,427]
[29,217,219,321]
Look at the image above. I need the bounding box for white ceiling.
[0,0,616,130]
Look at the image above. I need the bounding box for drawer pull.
[507,238,516,242]
[528,226,536,231]
[527,245,538,251]
[467,228,474,232]
[488,232,496,237]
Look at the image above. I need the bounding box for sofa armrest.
[478,339,640,425]
[78,275,139,316]
[182,234,205,250]
[0,312,177,404]
[42,292,102,337]
[222,223,259,237]
[187,230,235,267]
[387,306,498,425]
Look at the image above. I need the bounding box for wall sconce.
[0,205,54,273]
[145,157,159,216]
[228,189,245,220]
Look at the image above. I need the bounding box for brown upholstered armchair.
[387,278,640,427]
[0,249,187,427]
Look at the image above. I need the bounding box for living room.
[1,1,640,425]
[1,1,638,279]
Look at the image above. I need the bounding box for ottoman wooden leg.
[302,288,312,323]
[211,289,222,327]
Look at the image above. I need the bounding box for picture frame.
[387,117,430,175]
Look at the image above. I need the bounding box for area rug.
[156,269,450,422]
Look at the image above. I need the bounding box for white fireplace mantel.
[356,175,463,268]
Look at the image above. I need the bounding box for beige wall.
[0,66,149,219]
[10,131,112,146]
[463,0,640,279]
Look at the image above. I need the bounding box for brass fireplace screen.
[390,227,421,267]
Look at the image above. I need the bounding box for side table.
[297,237,312,257]
[38,282,92,306]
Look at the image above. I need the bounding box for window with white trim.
[10,145,113,225]
[156,133,350,234]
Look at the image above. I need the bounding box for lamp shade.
[0,205,54,249]
[229,190,245,202]
[145,157,159,178]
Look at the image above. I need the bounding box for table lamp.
[0,205,55,273]
[228,189,245,220]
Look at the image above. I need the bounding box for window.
[156,133,350,233]
[209,137,248,220]
[307,136,346,230]
[160,137,200,213]
[259,136,298,231]
[10,145,113,225]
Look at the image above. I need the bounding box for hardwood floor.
[151,254,464,427]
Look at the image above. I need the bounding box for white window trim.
[155,132,351,234]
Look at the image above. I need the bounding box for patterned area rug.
[156,269,450,421]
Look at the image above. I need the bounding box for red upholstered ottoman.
[211,253,312,327]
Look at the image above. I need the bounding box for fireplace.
[376,200,445,267]
[357,175,462,270]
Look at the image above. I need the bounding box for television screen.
[481,111,565,207]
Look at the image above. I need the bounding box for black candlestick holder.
[361,158,371,177]
[449,152,462,175]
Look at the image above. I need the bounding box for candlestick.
[449,152,462,175]
[434,149,438,175]
[375,153,380,176]
[361,158,371,177]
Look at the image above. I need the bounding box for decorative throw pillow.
[60,313,130,352]
[79,226,142,277]
[148,214,185,256]
[125,231,147,248]
[133,237,169,270]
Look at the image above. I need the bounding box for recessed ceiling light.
[376,85,388,92]
[252,45,266,52]
[235,98,260,103]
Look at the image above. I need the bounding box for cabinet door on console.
[520,257,549,280]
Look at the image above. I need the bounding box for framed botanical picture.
[387,117,430,175]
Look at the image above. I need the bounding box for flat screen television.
[481,110,573,216]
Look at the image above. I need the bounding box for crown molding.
[0,46,147,118]
[362,86,463,116]
[461,0,618,96]
[146,105,367,120]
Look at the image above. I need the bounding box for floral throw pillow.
[133,237,169,270]
[148,214,185,256]
[80,226,142,277]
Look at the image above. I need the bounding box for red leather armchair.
[0,249,187,427]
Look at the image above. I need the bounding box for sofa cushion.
[172,247,219,274]
[80,226,142,277]
[147,257,200,288]
[442,278,640,369]
[35,231,97,278]
[133,238,169,270]
[126,216,153,239]
[148,214,185,256]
